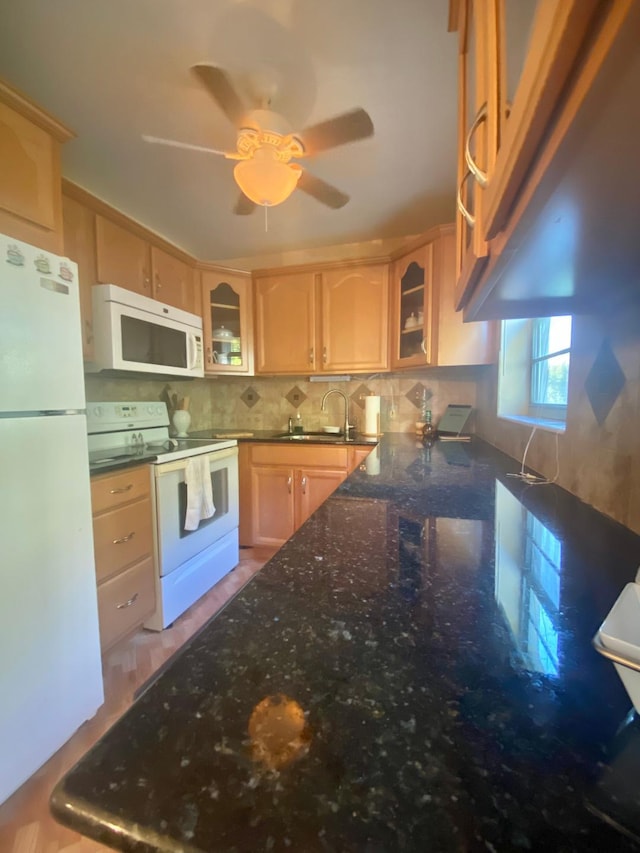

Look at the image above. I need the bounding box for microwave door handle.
[186,333,196,370]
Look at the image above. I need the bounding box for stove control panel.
[87,401,170,434]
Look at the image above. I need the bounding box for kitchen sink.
[273,432,349,442]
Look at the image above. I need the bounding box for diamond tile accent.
[240,386,261,409]
[406,382,432,410]
[350,383,372,409]
[285,385,307,408]
[585,339,626,425]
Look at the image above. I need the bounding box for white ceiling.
[0,0,458,264]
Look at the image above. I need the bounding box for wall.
[85,367,484,438]
[475,303,640,535]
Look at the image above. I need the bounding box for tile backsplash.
[85,368,484,437]
[475,302,640,535]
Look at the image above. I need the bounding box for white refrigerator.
[0,234,104,805]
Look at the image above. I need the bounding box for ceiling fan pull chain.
[264,204,269,233]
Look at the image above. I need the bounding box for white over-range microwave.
[86,284,204,378]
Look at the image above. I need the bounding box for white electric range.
[87,401,239,630]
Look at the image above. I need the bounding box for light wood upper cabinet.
[484,0,601,240]
[61,194,97,360]
[449,0,635,320]
[96,215,152,297]
[391,225,495,368]
[254,270,318,374]
[320,263,389,373]
[255,261,389,375]
[450,0,499,309]
[0,81,73,253]
[201,268,254,375]
[390,243,433,369]
[150,246,195,314]
[431,226,496,365]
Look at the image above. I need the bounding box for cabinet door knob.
[322,347,327,363]
[309,347,314,364]
[287,475,293,494]
[301,476,307,493]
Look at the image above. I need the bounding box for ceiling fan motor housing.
[236,125,304,163]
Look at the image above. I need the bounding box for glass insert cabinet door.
[201,269,253,375]
[391,243,434,368]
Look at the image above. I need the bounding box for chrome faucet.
[321,389,352,440]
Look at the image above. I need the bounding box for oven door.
[153,447,239,577]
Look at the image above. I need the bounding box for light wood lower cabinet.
[90,465,156,652]
[348,446,373,473]
[240,443,355,547]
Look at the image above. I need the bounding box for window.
[498,315,572,429]
[530,317,572,415]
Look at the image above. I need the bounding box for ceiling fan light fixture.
[233,147,302,207]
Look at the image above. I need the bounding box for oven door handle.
[153,445,238,474]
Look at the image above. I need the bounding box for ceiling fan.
[143,64,374,214]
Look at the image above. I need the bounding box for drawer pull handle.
[322,347,327,363]
[109,484,133,494]
[113,531,135,545]
[287,475,292,494]
[116,592,139,610]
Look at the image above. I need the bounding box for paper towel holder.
[362,393,384,437]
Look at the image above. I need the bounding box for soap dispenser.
[294,412,303,434]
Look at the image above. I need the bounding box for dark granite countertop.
[53,435,640,852]
[89,451,159,476]
[190,428,379,447]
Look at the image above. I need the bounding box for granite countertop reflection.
[52,435,640,852]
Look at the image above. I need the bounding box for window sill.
[497,414,566,434]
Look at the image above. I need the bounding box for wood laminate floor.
[0,546,277,853]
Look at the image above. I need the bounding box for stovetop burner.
[87,402,237,471]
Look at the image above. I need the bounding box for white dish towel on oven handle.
[184,454,215,531]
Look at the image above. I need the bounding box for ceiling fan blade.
[297,171,349,209]
[234,193,256,216]
[191,64,246,126]
[142,135,228,156]
[298,108,374,156]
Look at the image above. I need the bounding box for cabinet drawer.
[93,497,153,582]
[250,444,348,469]
[91,465,150,514]
[97,556,156,652]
